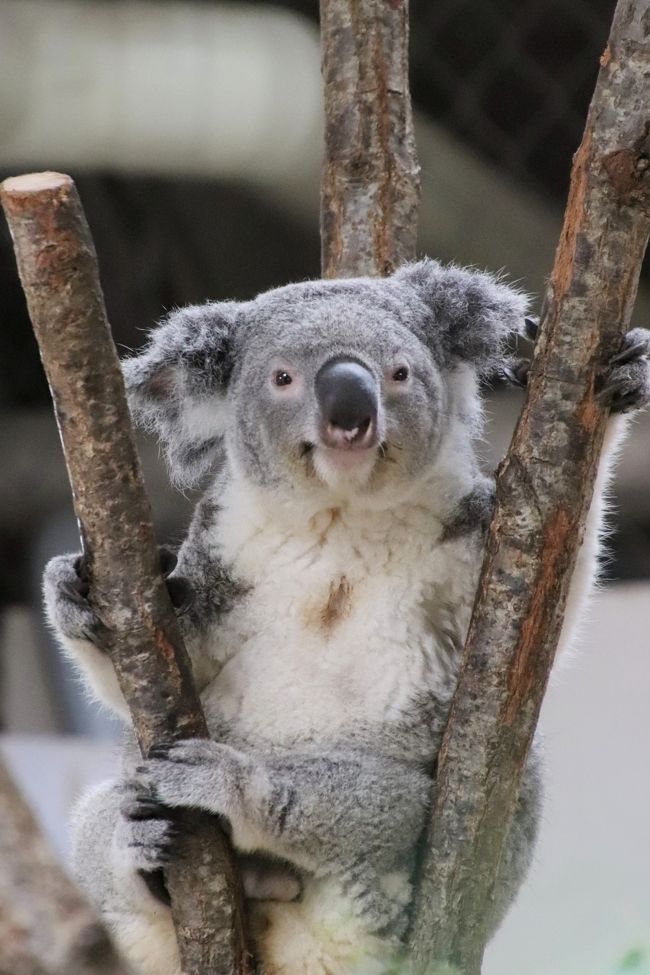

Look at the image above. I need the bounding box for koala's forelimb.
[134,739,433,937]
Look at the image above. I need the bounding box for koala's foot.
[115,781,183,907]
[44,546,193,648]
[239,854,303,902]
[597,328,650,413]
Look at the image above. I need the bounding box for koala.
[44,260,650,975]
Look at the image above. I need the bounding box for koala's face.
[124,260,527,498]
[229,284,447,496]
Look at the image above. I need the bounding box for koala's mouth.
[301,434,394,486]
[322,416,376,451]
[301,431,392,462]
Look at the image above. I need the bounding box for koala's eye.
[274,371,293,387]
[392,366,410,382]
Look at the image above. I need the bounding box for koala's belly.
[203,567,469,744]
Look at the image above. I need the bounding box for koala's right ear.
[122,302,238,487]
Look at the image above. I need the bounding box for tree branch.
[320,0,420,277]
[0,756,131,975]
[0,172,252,975]
[408,3,650,972]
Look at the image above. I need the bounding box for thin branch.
[0,756,131,975]
[0,172,252,975]
[408,3,650,972]
[320,0,420,277]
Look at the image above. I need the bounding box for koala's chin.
[311,443,379,493]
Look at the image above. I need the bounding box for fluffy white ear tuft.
[122,302,238,486]
[393,259,530,376]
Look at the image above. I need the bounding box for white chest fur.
[201,478,482,746]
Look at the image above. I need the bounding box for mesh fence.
[410,0,616,201]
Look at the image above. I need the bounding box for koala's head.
[124,260,527,500]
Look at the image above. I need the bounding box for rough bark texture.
[408,3,650,972]
[1,172,251,975]
[0,757,131,975]
[320,0,420,277]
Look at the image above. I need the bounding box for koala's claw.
[524,316,539,342]
[164,576,194,614]
[122,796,174,822]
[118,783,182,873]
[157,546,195,614]
[502,357,531,388]
[597,328,650,414]
[610,329,650,366]
[43,554,107,646]
[158,545,178,578]
[59,577,90,607]
[147,738,218,766]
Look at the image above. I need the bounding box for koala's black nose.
[315,358,378,448]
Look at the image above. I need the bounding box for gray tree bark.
[0,756,131,975]
[320,0,420,277]
[0,172,252,975]
[408,3,650,972]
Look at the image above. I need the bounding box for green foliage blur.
[612,949,650,975]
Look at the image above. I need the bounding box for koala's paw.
[135,739,243,814]
[504,325,650,415]
[597,328,650,413]
[43,547,193,648]
[43,554,107,646]
[116,781,182,880]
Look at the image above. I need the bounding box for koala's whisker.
[385,438,404,452]
[377,442,399,465]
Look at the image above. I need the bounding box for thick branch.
[408,4,650,972]
[0,756,130,975]
[319,0,420,277]
[0,173,251,975]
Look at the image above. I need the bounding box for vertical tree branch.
[0,756,131,975]
[0,173,252,975]
[408,3,650,972]
[320,0,420,277]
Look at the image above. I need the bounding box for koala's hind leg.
[71,780,181,975]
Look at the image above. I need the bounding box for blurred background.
[0,2,648,974]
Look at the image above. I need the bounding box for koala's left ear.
[392,259,529,376]
[122,302,238,487]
